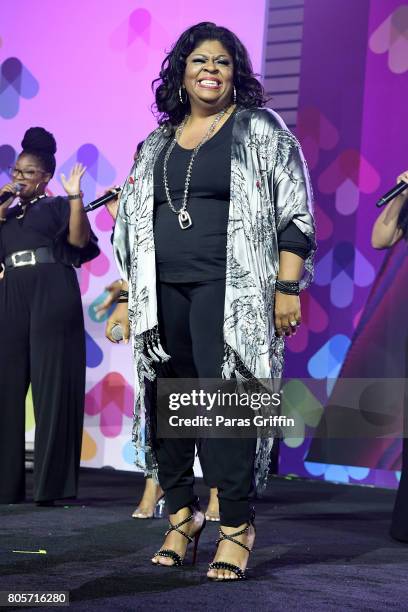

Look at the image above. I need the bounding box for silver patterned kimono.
[113,107,316,490]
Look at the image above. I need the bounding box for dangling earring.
[233,86,237,104]
[178,86,187,104]
[34,182,42,195]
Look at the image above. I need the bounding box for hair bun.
[21,127,57,155]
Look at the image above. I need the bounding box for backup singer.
[95,276,165,519]
[108,22,315,580]
[371,169,408,542]
[0,127,99,505]
[100,189,221,521]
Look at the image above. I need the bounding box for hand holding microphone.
[111,324,125,342]
[376,172,408,207]
[83,186,121,216]
[0,182,22,210]
[396,170,408,193]
[103,187,121,220]
[372,170,408,249]
[105,301,130,344]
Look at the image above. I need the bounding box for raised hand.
[60,163,86,196]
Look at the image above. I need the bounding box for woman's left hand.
[274,291,301,337]
[60,163,86,196]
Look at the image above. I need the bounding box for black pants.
[0,265,85,503]
[155,279,256,527]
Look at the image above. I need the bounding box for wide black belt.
[4,247,57,269]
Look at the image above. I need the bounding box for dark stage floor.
[1,469,407,611]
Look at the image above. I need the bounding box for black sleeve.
[278,220,311,260]
[51,196,100,267]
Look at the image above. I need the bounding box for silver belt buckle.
[11,250,36,267]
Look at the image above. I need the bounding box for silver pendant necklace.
[163,107,230,230]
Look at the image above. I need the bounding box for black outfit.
[0,197,99,503]
[155,280,256,526]
[153,116,310,282]
[153,119,232,282]
[152,114,310,525]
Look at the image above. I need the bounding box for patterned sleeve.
[272,129,317,289]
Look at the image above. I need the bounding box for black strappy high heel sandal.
[208,511,255,581]
[152,501,206,567]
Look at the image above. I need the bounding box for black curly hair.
[20,127,57,176]
[152,22,267,129]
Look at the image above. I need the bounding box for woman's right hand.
[397,170,408,190]
[0,183,19,216]
[371,170,408,249]
[105,302,130,344]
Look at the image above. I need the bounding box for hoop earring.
[178,86,187,104]
[233,86,237,104]
[34,182,41,194]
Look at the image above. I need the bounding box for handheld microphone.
[0,182,22,205]
[111,324,124,342]
[376,181,408,207]
[84,187,121,213]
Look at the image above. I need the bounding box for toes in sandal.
[205,510,220,522]
[152,502,206,567]
[208,512,255,581]
[132,495,166,519]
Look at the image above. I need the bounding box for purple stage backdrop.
[0,0,268,473]
[1,0,408,487]
[280,0,408,488]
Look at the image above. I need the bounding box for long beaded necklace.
[163,106,230,230]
